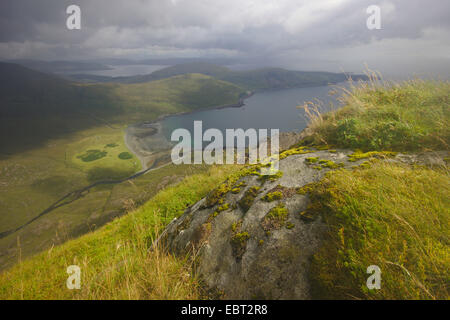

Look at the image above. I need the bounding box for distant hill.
[6,59,111,74]
[0,63,244,153]
[64,62,367,91]
[0,62,119,117]
[219,67,350,91]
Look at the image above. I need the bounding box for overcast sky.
[0,0,449,77]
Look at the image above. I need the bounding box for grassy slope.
[304,78,449,151]
[0,165,240,299]
[303,77,449,299]
[310,162,449,300]
[112,73,244,122]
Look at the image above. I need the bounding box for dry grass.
[300,71,450,151]
[310,162,450,300]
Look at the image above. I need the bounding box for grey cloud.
[0,0,449,77]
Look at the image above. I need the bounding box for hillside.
[6,60,111,74]
[65,62,363,91]
[113,73,245,121]
[0,62,119,117]
[1,77,447,299]
[0,63,244,153]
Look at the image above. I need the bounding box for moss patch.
[279,146,313,160]
[305,157,319,164]
[319,160,344,169]
[348,151,397,162]
[231,187,241,194]
[297,184,315,195]
[230,220,250,260]
[238,186,260,213]
[262,191,283,202]
[262,203,289,231]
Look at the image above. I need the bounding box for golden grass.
[300,71,450,151]
[310,162,450,300]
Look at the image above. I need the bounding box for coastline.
[124,92,255,169]
[123,81,344,170]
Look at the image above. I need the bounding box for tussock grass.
[0,165,239,299]
[310,162,449,300]
[302,74,450,299]
[302,72,450,151]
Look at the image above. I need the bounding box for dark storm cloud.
[0,0,449,76]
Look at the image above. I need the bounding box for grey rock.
[160,149,448,299]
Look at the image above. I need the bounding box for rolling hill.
[0,63,244,154]
[64,62,365,91]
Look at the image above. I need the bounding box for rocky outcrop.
[160,148,448,299]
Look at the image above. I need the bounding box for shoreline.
[123,81,345,169]
[124,92,255,169]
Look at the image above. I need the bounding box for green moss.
[297,184,315,195]
[312,165,323,171]
[305,157,319,164]
[231,221,239,233]
[232,231,250,244]
[279,146,312,160]
[231,187,241,194]
[320,160,344,169]
[205,165,262,208]
[233,181,247,188]
[210,203,230,219]
[257,170,283,183]
[267,203,288,220]
[262,191,283,202]
[218,203,229,212]
[258,239,264,246]
[238,186,260,213]
[230,220,250,260]
[348,151,397,162]
[262,203,289,231]
[286,222,295,229]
